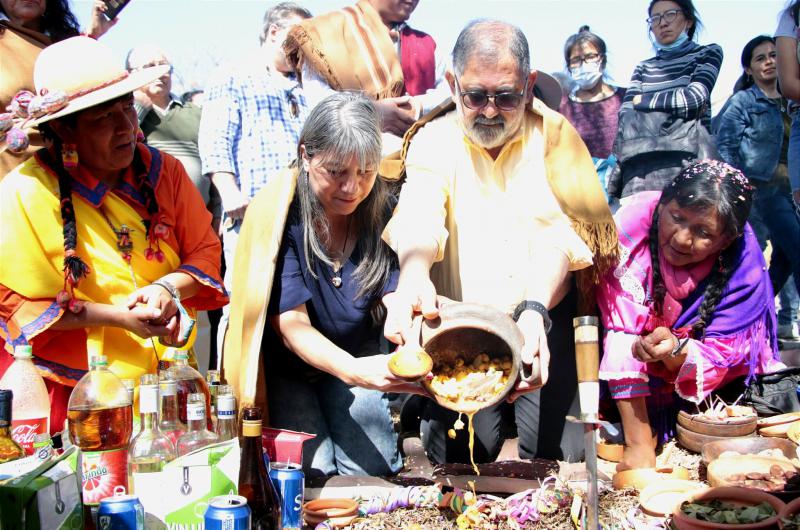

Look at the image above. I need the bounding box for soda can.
[269,462,304,530]
[97,494,144,530]
[204,495,251,530]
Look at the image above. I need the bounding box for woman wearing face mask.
[559,26,625,199]
[607,0,722,200]
[559,26,625,160]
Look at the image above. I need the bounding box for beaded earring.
[62,143,78,169]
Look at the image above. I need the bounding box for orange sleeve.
[157,152,228,311]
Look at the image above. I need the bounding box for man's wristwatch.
[153,278,180,301]
[512,300,552,334]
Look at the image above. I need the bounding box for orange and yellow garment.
[0,143,227,391]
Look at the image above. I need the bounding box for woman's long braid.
[648,206,666,315]
[49,139,90,307]
[692,243,738,339]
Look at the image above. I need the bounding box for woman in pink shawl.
[597,160,784,470]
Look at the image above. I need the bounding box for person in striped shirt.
[608,0,722,199]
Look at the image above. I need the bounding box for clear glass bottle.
[0,389,25,463]
[168,350,211,429]
[176,393,218,456]
[129,374,176,491]
[158,378,186,446]
[214,385,237,442]
[121,378,138,437]
[238,407,281,530]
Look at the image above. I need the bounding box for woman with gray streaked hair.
[264,92,414,476]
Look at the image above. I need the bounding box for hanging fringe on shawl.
[572,219,619,315]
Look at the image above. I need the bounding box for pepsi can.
[97,494,144,530]
[269,462,304,530]
[204,495,251,530]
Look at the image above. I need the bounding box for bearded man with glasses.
[381,19,617,465]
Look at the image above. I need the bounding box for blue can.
[204,495,251,530]
[96,494,144,530]
[269,462,304,530]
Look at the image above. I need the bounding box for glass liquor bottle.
[214,385,237,442]
[176,393,218,456]
[206,369,220,431]
[0,389,25,463]
[238,407,281,530]
[158,378,186,446]
[168,350,211,429]
[129,374,176,491]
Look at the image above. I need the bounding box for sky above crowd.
[74,0,784,111]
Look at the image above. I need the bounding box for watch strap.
[512,300,552,334]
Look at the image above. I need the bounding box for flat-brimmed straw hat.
[29,36,169,126]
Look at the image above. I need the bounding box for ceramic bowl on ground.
[701,437,798,465]
[779,496,800,529]
[760,421,800,438]
[597,441,624,463]
[672,486,785,530]
[639,479,706,517]
[612,466,691,491]
[303,499,359,527]
[677,410,757,437]
[677,423,756,453]
[706,455,797,489]
[758,413,800,428]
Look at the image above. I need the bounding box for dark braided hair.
[649,160,753,339]
[37,97,161,300]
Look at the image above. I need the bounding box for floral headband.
[671,159,753,205]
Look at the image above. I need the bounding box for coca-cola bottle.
[158,378,186,445]
[67,356,133,527]
[0,345,50,455]
[0,390,25,463]
[168,349,211,429]
[239,407,281,530]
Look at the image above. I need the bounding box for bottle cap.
[13,345,33,359]
[90,355,108,367]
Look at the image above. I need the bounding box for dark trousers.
[419,286,585,464]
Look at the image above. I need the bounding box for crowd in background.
[0,0,798,475]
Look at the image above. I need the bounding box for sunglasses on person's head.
[454,77,528,111]
[646,8,683,27]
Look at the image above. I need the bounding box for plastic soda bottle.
[67,355,133,523]
[0,345,50,455]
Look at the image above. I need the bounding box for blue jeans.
[266,370,402,477]
[750,200,799,326]
[751,177,800,298]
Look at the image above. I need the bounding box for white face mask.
[570,61,603,90]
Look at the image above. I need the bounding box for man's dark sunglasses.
[455,77,528,111]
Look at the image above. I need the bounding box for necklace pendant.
[332,276,342,288]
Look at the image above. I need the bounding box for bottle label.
[140,385,159,414]
[186,403,205,421]
[80,448,129,505]
[242,419,261,437]
[10,417,47,455]
[217,395,235,414]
